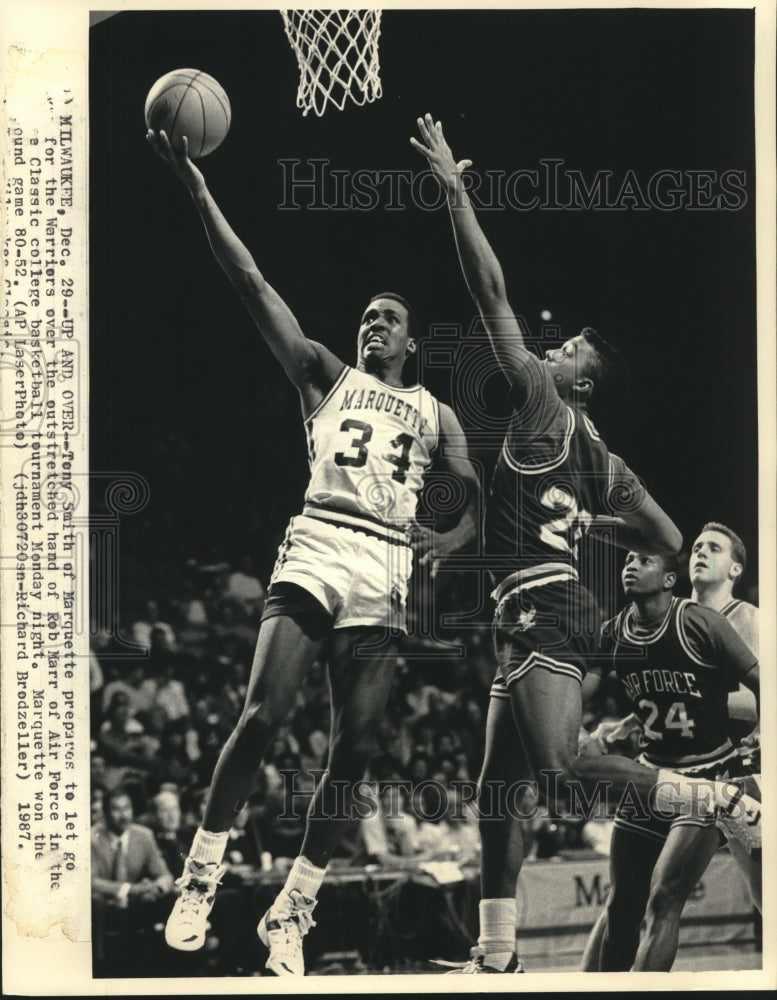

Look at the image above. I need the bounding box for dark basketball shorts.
[490,570,602,699]
[261,580,333,626]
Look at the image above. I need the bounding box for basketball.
[144,69,231,158]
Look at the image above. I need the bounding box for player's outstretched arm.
[590,454,682,555]
[146,130,342,392]
[411,114,530,385]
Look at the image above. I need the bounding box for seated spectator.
[223,554,266,620]
[170,577,209,628]
[101,663,156,720]
[90,753,109,790]
[145,788,189,878]
[433,755,459,784]
[91,785,174,907]
[412,783,457,861]
[434,729,457,760]
[404,677,444,726]
[406,752,432,786]
[578,817,613,857]
[98,692,157,787]
[91,785,107,826]
[151,654,190,723]
[223,803,264,871]
[129,599,177,653]
[213,659,249,728]
[147,722,197,797]
[300,727,329,774]
[443,787,480,866]
[360,779,419,867]
[411,717,437,759]
[91,785,175,976]
[212,597,259,646]
[257,751,311,861]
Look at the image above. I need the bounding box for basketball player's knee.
[645,880,686,923]
[535,750,582,806]
[236,701,275,745]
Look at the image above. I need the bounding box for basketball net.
[281,10,382,117]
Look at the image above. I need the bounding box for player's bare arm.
[146,129,343,404]
[720,620,760,748]
[589,456,682,555]
[411,114,531,385]
[588,502,682,556]
[421,402,481,567]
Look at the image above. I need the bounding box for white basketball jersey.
[303,366,440,541]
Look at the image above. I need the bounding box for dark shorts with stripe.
[613,744,750,845]
[490,576,602,698]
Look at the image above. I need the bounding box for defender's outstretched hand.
[410,114,472,191]
[146,129,204,191]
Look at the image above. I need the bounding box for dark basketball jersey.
[601,597,757,765]
[484,363,644,585]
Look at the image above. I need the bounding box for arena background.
[87,5,760,978]
[90,6,757,586]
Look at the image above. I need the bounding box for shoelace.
[294,907,316,936]
[272,903,317,936]
[447,947,485,972]
[174,871,222,915]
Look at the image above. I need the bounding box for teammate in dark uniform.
[580,550,759,970]
[412,113,762,973]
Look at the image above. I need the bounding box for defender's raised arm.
[411,114,529,384]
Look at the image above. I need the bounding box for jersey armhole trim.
[304,364,350,424]
[428,394,441,455]
[501,405,576,474]
[677,599,717,668]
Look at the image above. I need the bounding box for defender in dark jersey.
[412,113,762,973]
[581,551,759,970]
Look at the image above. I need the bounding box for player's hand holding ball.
[145,68,230,189]
[146,129,204,191]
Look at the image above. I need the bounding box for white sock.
[655,770,716,818]
[478,897,516,967]
[283,855,327,901]
[189,827,229,866]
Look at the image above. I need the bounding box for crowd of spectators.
[90,551,632,974]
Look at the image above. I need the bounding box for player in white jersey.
[147,130,480,974]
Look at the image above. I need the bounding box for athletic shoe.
[164,858,225,951]
[443,946,524,974]
[257,888,317,976]
[715,788,762,853]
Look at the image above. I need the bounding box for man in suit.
[91,785,174,974]
[91,785,174,904]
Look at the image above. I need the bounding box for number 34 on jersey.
[303,367,440,528]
